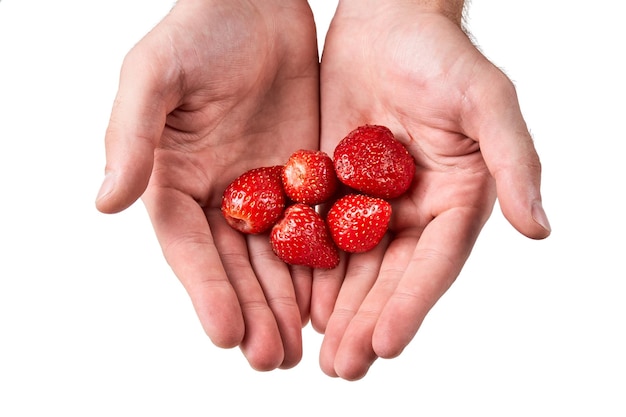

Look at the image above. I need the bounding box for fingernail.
[96,173,116,204]
[531,200,551,235]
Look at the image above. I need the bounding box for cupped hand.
[95,0,320,371]
[312,3,551,380]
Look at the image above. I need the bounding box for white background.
[1,1,624,415]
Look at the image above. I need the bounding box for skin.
[95,0,320,371]
[311,0,551,380]
[96,0,551,378]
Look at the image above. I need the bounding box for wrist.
[337,0,465,26]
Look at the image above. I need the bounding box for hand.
[312,2,551,380]
[95,0,320,371]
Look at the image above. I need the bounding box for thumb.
[466,66,551,240]
[95,46,174,214]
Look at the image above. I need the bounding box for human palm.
[312,6,550,380]
[96,0,320,371]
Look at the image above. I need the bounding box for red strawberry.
[326,194,392,253]
[270,203,339,269]
[221,166,286,234]
[333,124,416,199]
[282,149,338,205]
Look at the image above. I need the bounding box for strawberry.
[333,124,416,199]
[326,193,392,253]
[221,166,286,234]
[270,203,339,269]
[282,149,338,205]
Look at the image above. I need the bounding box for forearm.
[413,0,465,24]
[337,0,465,26]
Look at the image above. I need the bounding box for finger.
[207,210,285,371]
[319,236,391,379]
[463,63,551,240]
[95,42,178,214]
[142,189,245,349]
[317,251,382,377]
[247,234,305,369]
[371,207,486,359]
[329,235,410,380]
[290,265,313,327]
[310,252,347,333]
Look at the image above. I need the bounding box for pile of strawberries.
[220,124,416,269]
